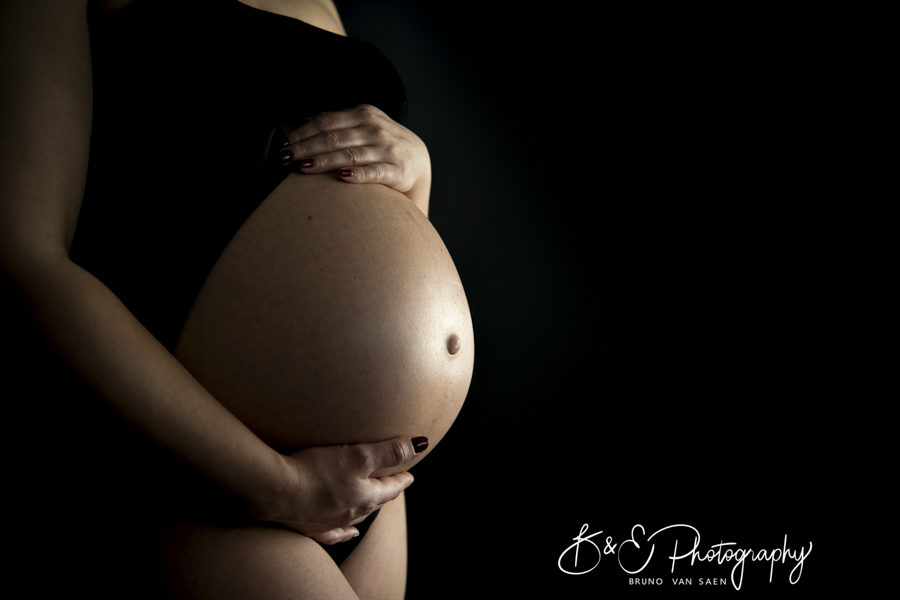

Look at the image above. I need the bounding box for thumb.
[361,436,429,474]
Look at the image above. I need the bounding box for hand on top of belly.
[279,104,431,215]
[258,435,429,544]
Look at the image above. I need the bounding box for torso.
[84,0,473,475]
[175,173,474,475]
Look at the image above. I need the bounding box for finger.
[311,526,360,545]
[277,112,332,149]
[368,470,415,505]
[283,123,393,168]
[357,436,429,475]
[293,144,387,173]
[337,163,406,190]
[288,104,386,145]
[280,127,371,167]
[286,111,357,147]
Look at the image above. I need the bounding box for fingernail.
[412,436,429,454]
[339,169,353,178]
[282,138,290,147]
[279,150,293,164]
[300,159,315,169]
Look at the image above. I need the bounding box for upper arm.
[0,0,92,278]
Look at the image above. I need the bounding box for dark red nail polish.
[282,138,290,147]
[412,436,429,454]
[279,150,293,164]
[300,159,315,168]
[340,169,353,178]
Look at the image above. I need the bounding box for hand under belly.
[174,174,473,474]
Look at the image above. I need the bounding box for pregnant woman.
[0,1,473,598]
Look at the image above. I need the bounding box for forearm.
[7,252,289,516]
[1,0,288,521]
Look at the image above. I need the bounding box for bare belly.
[174,174,473,474]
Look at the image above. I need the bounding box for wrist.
[244,450,299,523]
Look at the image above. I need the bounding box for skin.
[0,1,464,598]
[157,491,409,600]
[282,105,432,217]
[175,172,473,456]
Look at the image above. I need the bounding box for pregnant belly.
[174,174,473,474]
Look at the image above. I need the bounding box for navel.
[446,334,461,355]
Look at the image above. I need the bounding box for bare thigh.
[157,492,407,600]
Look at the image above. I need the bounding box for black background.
[336,1,840,597]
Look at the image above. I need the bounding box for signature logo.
[558,523,812,590]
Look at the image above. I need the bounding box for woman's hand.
[259,435,429,544]
[279,104,431,216]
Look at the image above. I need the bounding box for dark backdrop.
[337,1,838,597]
